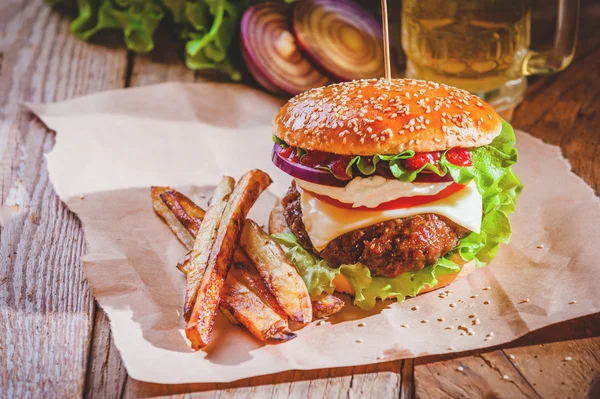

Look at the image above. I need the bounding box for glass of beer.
[401,0,579,120]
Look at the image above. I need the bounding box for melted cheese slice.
[301,181,482,251]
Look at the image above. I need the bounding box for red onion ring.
[272,144,348,187]
[293,0,385,81]
[241,2,333,96]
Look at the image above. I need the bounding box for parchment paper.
[26,82,600,384]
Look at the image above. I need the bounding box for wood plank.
[84,308,128,399]
[505,338,600,399]
[122,363,401,398]
[0,0,128,397]
[415,351,541,399]
[128,33,196,87]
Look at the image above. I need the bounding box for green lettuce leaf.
[45,0,255,79]
[274,120,522,309]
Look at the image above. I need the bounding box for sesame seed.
[421,319,429,324]
[509,354,516,360]
[569,301,577,304]
[449,303,457,308]
[483,286,491,291]
[448,346,456,350]
[377,355,385,360]
[503,375,510,380]
[401,324,409,328]
[457,366,464,372]
[564,356,572,361]
[470,295,478,299]
[460,332,466,336]
[486,332,495,337]
[411,306,419,311]
[80,194,85,200]
[468,314,476,318]
[537,244,544,249]
[446,325,454,330]
[520,298,530,303]
[437,317,445,322]
[316,320,324,326]
[358,322,366,327]
[356,339,363,343]
[484,300,491,305]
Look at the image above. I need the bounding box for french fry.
[178,253,240,326]
[184,177,235,321]
[176,250,193,274]
[151,186,195,250]
[186,170,272,349]
[230,262,288,320]
[268,199,290,235]
[311,293,345,319]
[221,274,296,343]
[240,220,312,324]
[160,190,205,237]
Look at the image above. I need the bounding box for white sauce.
[295,176,453,208]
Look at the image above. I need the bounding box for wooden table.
[1,0,599,397]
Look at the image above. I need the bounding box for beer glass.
[402,0,579,120]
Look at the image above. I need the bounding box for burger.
[269,78,522,310]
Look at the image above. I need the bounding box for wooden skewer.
[380,0,392,80]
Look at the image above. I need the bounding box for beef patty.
[281,182,471,278]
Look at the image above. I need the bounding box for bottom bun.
[268,200,476,298]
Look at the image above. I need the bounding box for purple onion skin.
[272,144,348,187]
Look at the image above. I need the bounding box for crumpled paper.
[26,82,600,384]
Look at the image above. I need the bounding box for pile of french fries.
[152,169,344,350]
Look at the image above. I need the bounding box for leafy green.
[273,120,523,309]
[272,232,338,296]
[45,0,261,79]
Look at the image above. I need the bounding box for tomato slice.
[307,183,467,211]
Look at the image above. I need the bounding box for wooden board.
[1,0,599,398]
[0,1,128,397]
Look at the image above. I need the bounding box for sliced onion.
[272,144,348,187]
[293,0,385,81]
[241,2,332,96]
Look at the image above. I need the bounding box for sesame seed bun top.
[273,78,502,155]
